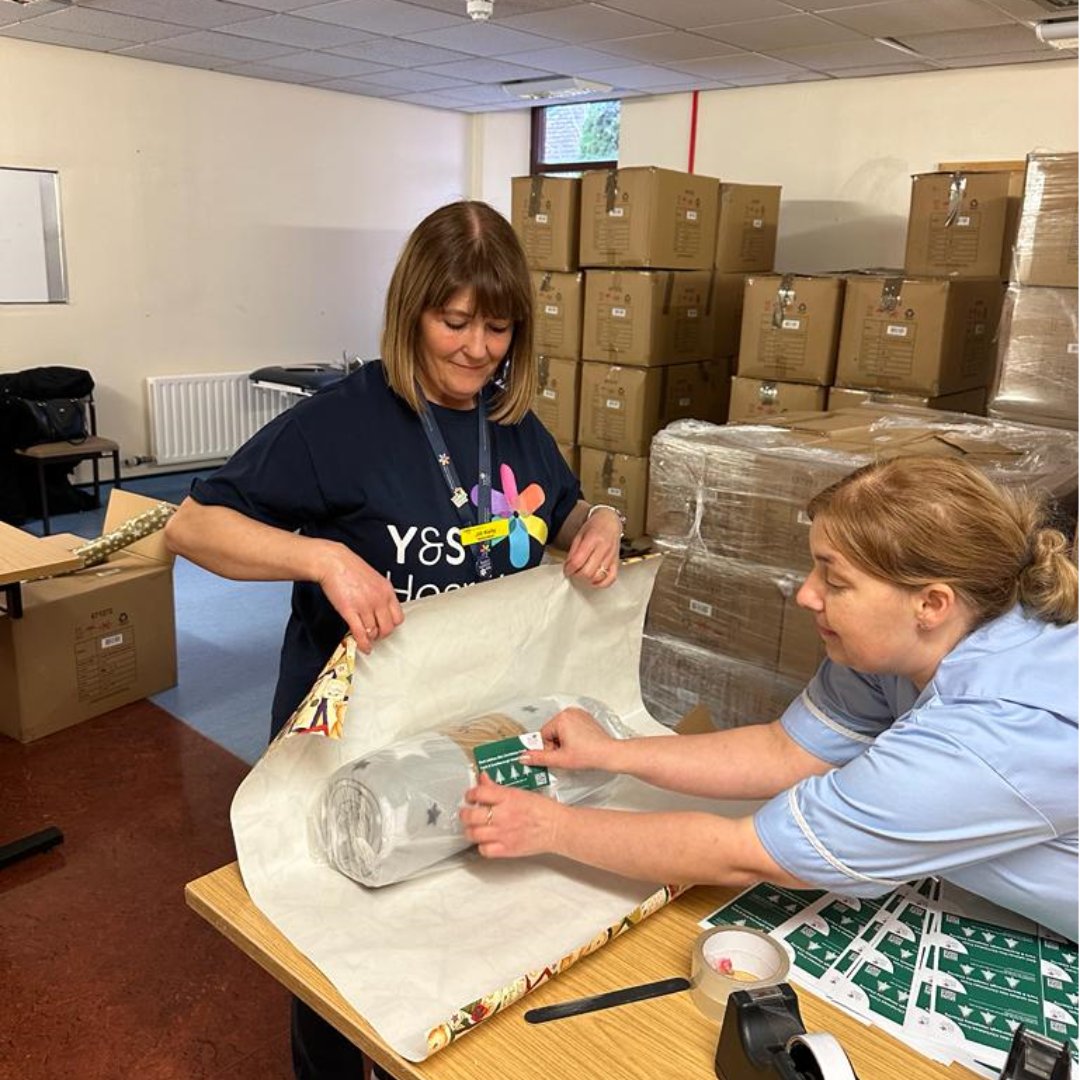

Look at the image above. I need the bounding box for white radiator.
[147,372,295,466]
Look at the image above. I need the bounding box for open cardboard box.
[0,490,177,743]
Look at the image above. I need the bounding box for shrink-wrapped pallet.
[1013,151,1078,289]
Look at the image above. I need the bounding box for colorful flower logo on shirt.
[471,463,548,569]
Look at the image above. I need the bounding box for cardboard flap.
[101,489,177,565]
[674,704,714,735]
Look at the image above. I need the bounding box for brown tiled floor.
[0,701,293,1079]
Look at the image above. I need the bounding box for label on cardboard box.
[75,617,137,703]
[606,399,622,410]
[689,599,713,617]
[542,388,557,400]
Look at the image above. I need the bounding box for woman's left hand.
[461,774,565,859]
[562,506,622,589]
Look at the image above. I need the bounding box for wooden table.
[0,521,82,617]
[186,864,978,1079]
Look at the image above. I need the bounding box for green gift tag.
[473,731,549,791]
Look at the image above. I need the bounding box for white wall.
[621,61,1078,274]
[0,37,471,467]
[468,110,531,216]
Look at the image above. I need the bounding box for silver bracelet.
[587,503,626,537]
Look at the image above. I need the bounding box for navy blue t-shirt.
[191,361,581,734]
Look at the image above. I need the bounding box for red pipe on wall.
[687,90,700,174]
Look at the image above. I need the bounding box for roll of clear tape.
[787,1032,858,1080]
[689,925,791,1020]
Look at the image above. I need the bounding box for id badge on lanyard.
[416,387,500,580]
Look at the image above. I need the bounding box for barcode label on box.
[687,308,698,319]
[956,215,971,226]
[606,486,623,497]
[542,388,557,399]
[689,599,713,617]
[605,399,622,410]
[611,306,627,318]
[535,213,548,224]
[609,207,624,218]
[686,210,698,221]
[677,396,691,406]
[1068,343,1079,354]
[101,633,125,649]
[752,218,763,228]
[544,304,559,315]
[781,318,801,331]
[886,325,908,338]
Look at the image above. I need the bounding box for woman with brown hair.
[166,200,624,1078]
[463,456,1079,942]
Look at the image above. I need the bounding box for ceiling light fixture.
[466,0,493,21]
[501,76,613,101]
[1034,16,1079,48]
[874,36,926,59]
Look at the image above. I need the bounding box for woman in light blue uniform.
[462,457,1079,941]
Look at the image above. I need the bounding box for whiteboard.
[0,167,67,303]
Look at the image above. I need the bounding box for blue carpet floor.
[21,472,290,764]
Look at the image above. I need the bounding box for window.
[530,100,620,176]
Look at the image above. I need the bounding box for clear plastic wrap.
[1013,151,1079,289]
[647,414,1078,570]
[989,283,1078,429]
[640,631,802,730]
[310,694,630,888]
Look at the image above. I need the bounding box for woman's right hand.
[314,541,404,654]
[519,707,616,773]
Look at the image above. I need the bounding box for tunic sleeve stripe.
[802,690,875,744]
[787,787,904,888]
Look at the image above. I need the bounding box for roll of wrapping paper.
[70,502,176,568]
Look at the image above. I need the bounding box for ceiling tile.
[821,0,1013,37]
[0,2,78,27]
[601,0,800,24]
[823,59,940,75]
[308,75,402,93]
[299,0,466,34]
[420,56,549,80]
[983,0,1076,19]
[0,22,135,51]
[434,83,521,103]
[726,68,831,84]
[361,66,472,89]
[324,37,470,64]
[148,29,302,60]
[794,0,903,9]
[588,31,739,63]
[697,14,864,50]
[259,49,398,74]
[496,42,635,69]
[390,89,473,108]
[116,44,233,69]
[497,3,669,43]
[408,0,578,13]
[770,36,920,68]
[14,7,190,44]
[403,21,558,55]
[220,14,377,48]
[220,0,331,9]
[902,22,1055,56]
[941,48,1076,65]
[671,51,811,78]
[78,0,270,30]
[575,61,702,88]
[219,59,332,82]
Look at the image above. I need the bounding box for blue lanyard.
[415,384,493,580]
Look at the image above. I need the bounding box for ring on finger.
[596,566,609,578]
[485,806,494,826]
[364,625,377,636]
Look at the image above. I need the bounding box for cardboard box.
[715,184,781,272]
[578,362,665,457]
[0,491,177,743]
[904,170,1014,279]
[582,269,715,367]
[989,284,1078,428]
[511,175,580,271]
[737,275,844,386]
[557,442,579,476]
[778,591,826,682]
[579,167,719,269]
[661,359,731,427]
[532,271,584,359]
[533,355,581,445]
[710,271,746,358]
[578,446,649,540]
[1013,152,1079,288]
[728,377,827,423]
[835,276,1005,395]
[827,385,987,416]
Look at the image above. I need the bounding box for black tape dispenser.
[714,983,859,1080]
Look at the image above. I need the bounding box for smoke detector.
[467,0,493,20]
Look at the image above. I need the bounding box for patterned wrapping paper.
[71,502,176,567]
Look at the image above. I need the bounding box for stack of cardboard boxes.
[514,167,781,540]
[988,151,1079,430]
[640,409,1077,728]
[731,166,1020,424]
